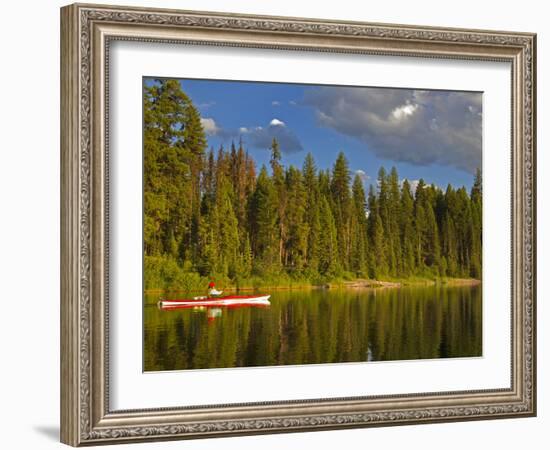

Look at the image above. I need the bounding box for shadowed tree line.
[144,79,482,291]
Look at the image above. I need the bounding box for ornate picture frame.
[60,3,536,446]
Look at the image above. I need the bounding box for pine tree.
[197,204,218,277]
[368,185,388,278]
[202,149,216,202]
[413,179,440,271]
[400,180,416,276]
[318,169,331,199]
[235,141,248,226]
[248,166,279,273]
[413,179,427,269]
[245,151,257,196]
[440,185,455,276]
[471,168,482,204]
[377,167,392,274]
[351,174,368,275]
[454,187,473,276]
[270,138,287,266]
[318,195,339,276]
[302,153,321,272]
[470,168,482,278]
[425,201,441,268]
[388,167,402,275]
[143,79,206,261]
[238,233,253,280]
[179,93,207,263]
[215,175,240,278]
[331,152,352,270]
[284,166,308,271]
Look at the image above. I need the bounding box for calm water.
[143,285,482,372]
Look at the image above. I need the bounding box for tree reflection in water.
[144,285,482,372]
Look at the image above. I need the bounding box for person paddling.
[208,281,223,298]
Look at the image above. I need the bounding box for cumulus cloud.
[272,100,281,106]
[200,117,221,136]
[391,101,418,120]
[402,178,421,194]
[401,178,443,194]
[354,169,370,182]
[270,118,285,126]
[303,87,482,173]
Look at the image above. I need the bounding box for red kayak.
[158,294,270,309]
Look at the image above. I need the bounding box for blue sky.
[145,78,482,190]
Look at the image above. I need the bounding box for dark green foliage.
[144,81,482,289]
[143,79,206,260]
[318,195,339,276]
[330,152,352,270]
[302,153,321,273]
[367,186,388,278]
[248,166,280,272]
[400,180,416,276]
[351,174,369,276]
[284,166,308,271]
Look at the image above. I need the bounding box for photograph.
[143,78,483,372]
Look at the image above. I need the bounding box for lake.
[143,284,482,372]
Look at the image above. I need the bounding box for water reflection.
[144,285,482,371]
[157,302,270,323]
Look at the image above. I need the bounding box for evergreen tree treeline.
[144,80,482,289]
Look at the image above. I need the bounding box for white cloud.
[304,87,482,173]
[355,169,370,182]
[289,100,297,106]
[239,127,249,134]
[403,179,421,194]
[401,178,441,194]
[200,117,220,136]
[272,100,281,106]
[269,118,285,127]
[391,102,418,120]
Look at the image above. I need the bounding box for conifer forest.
[143,79,482,292]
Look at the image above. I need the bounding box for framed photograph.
[60,3,536,446]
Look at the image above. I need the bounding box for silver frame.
[60,3,536,446]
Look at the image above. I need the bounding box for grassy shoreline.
[144,276,481,295]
